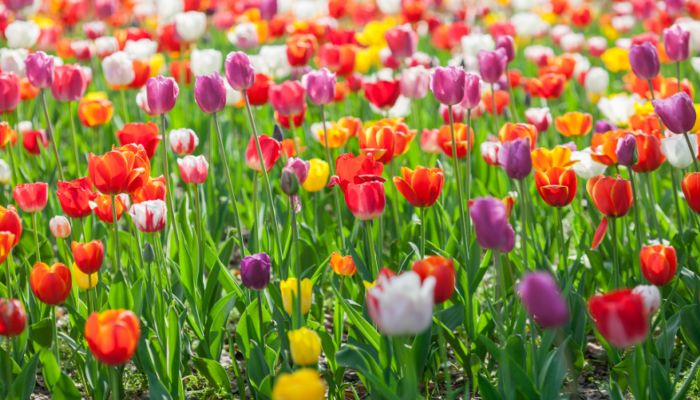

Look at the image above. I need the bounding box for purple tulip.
[469,197,515,253]
[663,24,690,62]
[462,73,481,109]
[615,134,637,167]
[400,66,430,99]
[665,0,684,14]
[4,0,33,11]
[431,66,466,106]
[259,0,278,20]
[499,138,532,180]
[281,157,310,195]
[385,24,418,60]
[652,92,697,134]
[477,50,507,84]
[25,51,54,89]
[194,74,227,114]
[629,42,660,80]
[595,120,616,133]
[302,68,336,106]
[240,253,271,290]
[95,0,117,18]
[225,51,255,91]
[517,272,569,328]
[146,76,179,115]
[495,35,515,63]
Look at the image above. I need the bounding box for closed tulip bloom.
[499,138,532,180]
[194,73,227,113]
[652,92,697,134]
[245,135,281,172]
[129,200,166,233]
[0,232,16,264]
[25,51,54,89]
[72,240,104,274]
[30,262,72,305]
[0,72,20,113]
[615,133,637,167]
[682,172,700,213]
[0,299,26,337]
[281,157,310,195]
[88,144,151,194]
[270,81,305,116]
[85,309,141,366]
[329,252,357,276]
[225,51,256,91]
[431,66,465,106]
[5,20,39,49]
[663,24,690,62]
[190,48,222,77]
[629,43,660,80]
[177,155,209,184]
[400,66,430,99]
[0,206,22,247]
[302,69,336,105]
[477,50,508,84]
[13,182,48,213]
[272,369,326,400]
[131,176,166,204]
[280,278,313,315]
[631,133,664,173]
[364,80,401,110]
[412,256,455,304]
[49,216,71,238]
[169,128,198,155]
[469,196,515,252]
[535,167,577,207]
[146,76,179,115]
[525,107,552,133]
[51,65,87,102]
[240,252,271,290]
[589,289,649,348]
[302,158,330,192]
[288,327,322,366]
[78,92,113,128]
[587,176,634,218]
[102,52,135,87]
[393,166,444,207]
[341,175,386,221]
[72,263,98,290]
[57,177,97,218]
[640,244,677,286]
[462,73,482,109]
[367,271,435,335]
[385,24,417,60]
[116,122,160,158]
[661,134,697,169]
[517,272,569,328]
[496,35,516,63]
[175,11,206,42]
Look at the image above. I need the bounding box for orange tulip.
[437,123,474,158]
[392,122,416,157]
[393,166,444,208]
[329,252,357,276]
[587,176,634,218]
[85,309,140,366]
[531,146,578,172]
[499,123,538,150]
[128,59,150,89]
[0,121,18,149]
[659,77,694,99]
[359,124,395,164]
[482,90,510,115]
[412,256,455,304]
[0,206,22,247]
[20,78,39,101]
[130,176,166,203]
[535,167,578,207]
[526,73,566,99]
[88,144,151,194]
[640,244,677,286]
[682,172,700,214]
[115,122,160,158]
[631,132,665,173]
[629,113,662,136]
[29,262,72,305]
[539,55,576,79]
[0,232,15,264]
[590,130,630,165]
[72,240,105,274]
[315,122,351,149]
[78,93,114,128]
[554,112,592,137]
[286,34,318,67]
[90,194,126,223]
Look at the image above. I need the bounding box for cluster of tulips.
[1,0,700,398]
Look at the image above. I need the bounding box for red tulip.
[30,262,72,305]
[115,122,161,159]
[682,172,700,214]
[72,240,105,274]
[364,80,401,109]
[57,177,97,218]
[640,244,677,286]
[340,175,386,221]
[412,256,455,303]
[393,166,444,208]
[13,182,49,213]
[631,132,665,173]
[0,206,22,247]
[269,80,305,116]
[0,72,20,113]
[534,167,577,207]
[247,73,271,106]
[588,289,649,348]
[0,299,26,337]
[245,135,281,172]
[88,144,151,195]
[85,309,141,365]
[22,129,48,155]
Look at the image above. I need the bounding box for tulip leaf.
[10,353,38,400]
[191,356,232,392]
[29,318,53,348]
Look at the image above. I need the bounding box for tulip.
[0,49,27,79]
[90,194,126,223]
[393,166,444,208]
[22,129,48,155]
[193,73,227,113]
[632,285,661,316]
[587,176,634,218]
[0,72,20,113]
[177,155,209,185]
[116,122,160,158]
[25,51,54,89]
[0,206,22,247]
[340,175,386,221]
[477,50,507,84]
[400,66,430,99]
[281,157,310,195]
[131,176,166,204]
[5,20,40,49]
[72,263,98,290]
[329,252,356,276]
[72,240,104,274]
[95,37,119,58]
[169,128,198,155]
[525,108,552,133]
[431,66,466,106]
[359,125,396,164]
[629,43,660,80]
[57,177,97,218]
[661,134,697,169]
[227,22,260,49]
[30,262,72,305]
[286,34,317,67]
[302,69,336,105]
[640,244,677,286]
[499,123,538,149]
[49,216,71,238]
[535,167,577,207]
[517,272,569,328]
[652,92,697,134]
[0,232,15,265]
[0,299,26,337]
[288,327,322,366]
[462,73,481,109]
[663,24,690,62]
[127,199,166,232]
[222,51,255,92]
[78,92,114,128]
[280,278,313,315]
[102,51,135,87]
[13,182,48,213]
[85,309,141,366]
[364,80,401,110]
[496,35,516,63]
[499,138,532,180]
[269,81,305,116]
[615,133,637,167]
[146,76,179,115]
[51,65,87,102]
[682,172,700,213]
[0,124,18,150]
[240,253,271,290]
[469,197,515,252]
[190,48,223,77]
[412,256,455,304]
[88,144,151,194]
[631,133,664,173]
[555,112,593,137]
[588,289,649,348]
[366,271,435,335]
[571,150,607,179]
[175,11,206,43]
[301,158,330,192]
[4,0,33,11]
[245,134,281,172]
[385,25,417,60]
[271,369,326,400]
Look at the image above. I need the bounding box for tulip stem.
[420,207,426,257]
[110,194,120,273]
[212,112,247,257]
[256,290,265,349]
[364,221,377,279]
[556,207,566,268]
[242,92,283,261]
[87,273,93,314]
[682,132,699,172]
[109,366,122,400]
[6,137,21,186]
[69,100,81,175]
[393,336,418,399]
[610,217,620,288]
[465,108,473,245]
[517,180,530,271]
[505,68,519,122]
[4,259,11,299]
[320,104,346,249]
[192,185,205,294]
[32,212,41,263]
[159,114,180,245]
[643,174,663,242]
[676,61,682,94]
[490,83,499,135]
[39,90,65,181]
[51,306,60,368]
[119,89,129,124]
[290,194,302,327]
[670,169,684,235]
[628,171,646,246]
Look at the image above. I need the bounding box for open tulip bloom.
[2,3,700,400]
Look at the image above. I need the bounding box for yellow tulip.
[354,46,380,74]
[280,278,313,315]
[272,368,326,400]
[302,159,330,192]
[693,104,700,133]
[634,101,655,117]
[72,263,98,290]
[601,48,630,73]
[149,54,165,77]
[287,328,321,366]
[313,123,350,149]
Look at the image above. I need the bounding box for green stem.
[4,260,11,299]
[505,68,519,122]
[6,135,21,185]
[364,220,377,278]
[420,207,426,257]
[109,366,122,399]
[290,195,302,327]
[610,217,620,289]
[643,173,663,242]
[69,101,81,175]
[119,89,129,124]
[670,169,684,235]
[682,132,699,172]
[193,185,205,294]
[159,114,179,243]
[110,194,120,273]
[389,161,402,238]
[40,90,65,181]
[320,104,346,248]
[32,212,41,263]
[52,306,60,368]
[556,207,566,269]
[629,171,645,250]
[394,336,418,399]
[517,180,530,270]
[257,290,265,348]
[490,83,500,134]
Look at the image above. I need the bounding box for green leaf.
[192,357,232,392]
[11,353,39,400]
[672,356,700,400]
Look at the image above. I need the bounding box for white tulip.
[0,159,11,185]
[511,12,548,38]
[561,33,585,53]
[0,48,28,77]
[461,33,495,60]
[227,22,259,49]
[571,149,607,180]
[49,216,71,239]
[175,11,206,43]
[376,0,401,15]
[367,271,435,336]
[95,36,119,58]
[124,39,158,61]
[661,133,698,169]
[5,20,40,49]
[225,80,243,106]
[584,67,609,96]
[190,48,222,76]
[597,94,637,127]
[157,0,184,21]
[102,51,135,86]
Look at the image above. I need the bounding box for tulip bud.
[240,253,271,290]
[629,42,660,80]
[194,73,227,113]
[615,134,637,167]
[177,155,209,184]
[366,271,435,336]
[30,262,72,305]
[129,200,167,233]
[499,138,532,180]
[49,216,71,238]
[281,168,299,195]
[0,299,26,337]
[272,124,284,142]
[302,158,330,192]
[25,51,54,89]
[640,244,677,286]
[102,51,135,87]
[517,272,569,328]
[85,309,140,366]
[225,51,256,91]
[142,242,155,264]
[469,196,515,253]
[302,68,336,105]
[288,328,322,366]
[169,128,198,155]
[477,49,508,84]
[663,24,690,62]
[280,278,313,315]
[462,73,481,109]
[495,35,515,63]
[146,76,179,115]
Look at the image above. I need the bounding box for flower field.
[2,0,700,398]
